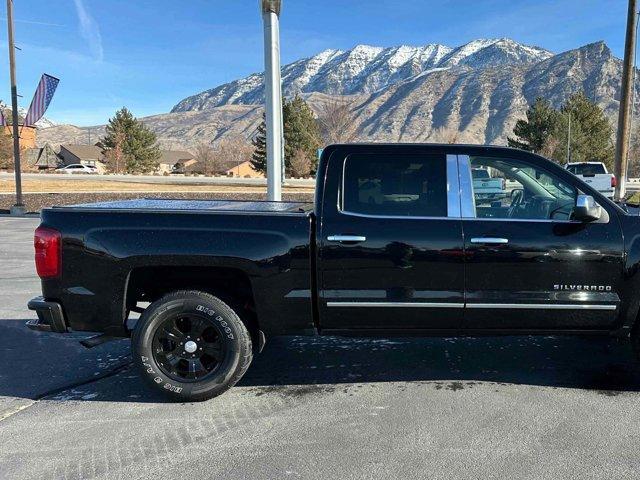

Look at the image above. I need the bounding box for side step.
[80,334,119,349]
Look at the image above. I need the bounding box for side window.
[342,154,448,217]
[469,156,577,221]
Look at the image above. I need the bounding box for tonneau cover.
[55,198,312,214]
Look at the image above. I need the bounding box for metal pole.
[566,114,571,164]
[6,0,23,210]
[261,0,283,201]
[615,0,638,200]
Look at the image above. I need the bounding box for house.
[158,150,195,174]
[25,143,59,170]
[59,144,106,168]
[223,160,263,178]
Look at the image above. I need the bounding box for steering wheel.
[507,189,524,218]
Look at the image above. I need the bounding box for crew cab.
[566,162,616,198]
[28,144,640,401]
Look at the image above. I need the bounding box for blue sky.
[0,0,630,126]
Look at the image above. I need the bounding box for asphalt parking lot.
[2,216,640,479]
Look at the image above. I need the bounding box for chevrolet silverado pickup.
[28,144,640,401]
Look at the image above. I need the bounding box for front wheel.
[132,290,252,402]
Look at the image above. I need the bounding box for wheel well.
[126,266,259,342]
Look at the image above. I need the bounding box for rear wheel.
[132,290,252,401]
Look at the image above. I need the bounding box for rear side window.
[567,164,606,175]
[342,154,447,217]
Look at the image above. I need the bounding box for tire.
[132,290,252,402]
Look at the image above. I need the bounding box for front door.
[459,151,624,331]
[318,146,465,332]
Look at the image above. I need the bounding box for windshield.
[567,163,607,175]
[472,169,490,179]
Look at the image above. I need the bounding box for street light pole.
[260,0,283,201]
[6,0,24,213]
[614,0,638,201]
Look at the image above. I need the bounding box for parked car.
[28,144,640,401]
[471,167,506,203]
[566,162,615,198]
[55,164,99,175]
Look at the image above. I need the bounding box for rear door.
[317,146,465,332]
[459,150,624,331]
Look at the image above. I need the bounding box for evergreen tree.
[552,92,614,167]
[507,97,560,153]
[283,95,322,174]
[250,113,267,173]
[102,107,160,174]
[250,95,322,175]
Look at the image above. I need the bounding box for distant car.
[471,168,506,202]
[565,162,615,199]
[55,164,98,175]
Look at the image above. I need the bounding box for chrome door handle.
[327,235,367,243]
[470,237,509,244]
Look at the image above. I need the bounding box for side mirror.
[573,194,601,222]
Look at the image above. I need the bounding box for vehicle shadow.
[1,318,640,403]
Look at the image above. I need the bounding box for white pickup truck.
[471,168,506,203]
[565,162,615,199]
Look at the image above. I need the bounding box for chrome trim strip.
[326,302,465,308]
[446,154,461,218]
[470,237,509,244]
[326,301,617,311]
[457,155,476,218]
[467,303,617,310]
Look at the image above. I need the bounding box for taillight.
[34,227,61,278]
[502,178,506,190]
[611,175,617,188]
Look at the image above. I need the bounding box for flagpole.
[6,0,24,213]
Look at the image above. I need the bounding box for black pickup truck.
[28,144,640,401]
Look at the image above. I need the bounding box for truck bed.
[54,198,313,214]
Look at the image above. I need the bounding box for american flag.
[24,74,59,126]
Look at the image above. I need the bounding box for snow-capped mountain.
[0,100,56,128]
[171,38,552,112]
[39,39,633,150]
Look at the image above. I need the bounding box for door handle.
[327,235,367,243]
[470,237,509,244]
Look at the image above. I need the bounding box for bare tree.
[429,126,460,144]
[289,148,312,178]
[212,138,254,176]
[316,99,359,145]
[194,142,217,176]
[103,124,127,173]
[0,130,12,170]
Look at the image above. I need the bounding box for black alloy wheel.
[152,314,226,382]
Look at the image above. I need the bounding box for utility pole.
[6,0,24,214]
[566,114,571,164]
[260,0,283,201]
[615,0,638,200]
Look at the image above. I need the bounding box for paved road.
[2,217,640,479]
[0,172,315,187]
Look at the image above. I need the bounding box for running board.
[80,333,119,349]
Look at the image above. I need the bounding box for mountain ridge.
[37,39,635,151]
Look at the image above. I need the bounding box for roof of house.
[60,144,105,161]
[221,159,253,172]
[25,145,58,168]
[159,150,194,165]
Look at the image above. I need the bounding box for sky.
[0,0,631,126]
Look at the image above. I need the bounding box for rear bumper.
[27,297,68,333]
